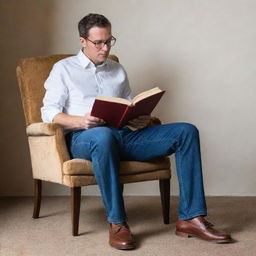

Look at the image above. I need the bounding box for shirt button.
[96,75,101,84]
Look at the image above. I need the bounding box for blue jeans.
[65,123,207,223]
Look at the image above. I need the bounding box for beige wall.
[1,0,256,196]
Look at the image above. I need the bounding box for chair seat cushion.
[63,157,170,176]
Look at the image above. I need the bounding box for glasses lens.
[110,38,116,47]
[89,37,116,49]
[96,42,104,49]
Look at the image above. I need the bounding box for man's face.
[80,26,112,66]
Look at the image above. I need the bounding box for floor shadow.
[77,230,94,236]
[206,197,256,235]
[38,210,68,219]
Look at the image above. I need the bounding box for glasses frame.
[85,36,116,50]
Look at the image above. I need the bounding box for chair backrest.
[16,54,119,126]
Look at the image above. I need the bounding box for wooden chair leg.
[120,183,124,194]
[159,179,170,224]
[33,179,42,219]
[71,187,81,236]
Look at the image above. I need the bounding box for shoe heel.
[175,230,190,238]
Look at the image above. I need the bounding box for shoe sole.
[109,242,136,250]
[175,230,232,244]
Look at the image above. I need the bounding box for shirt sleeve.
[121,69,132,101]
[41,63,68,123]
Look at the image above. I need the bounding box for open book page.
[132,87,162,104]
[94,96,131,105]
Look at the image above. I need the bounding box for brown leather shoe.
[176,216,232,243]
[109,223,135,250]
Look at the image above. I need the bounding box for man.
[41,13,231,250]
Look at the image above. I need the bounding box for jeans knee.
[180,123,199,137]
[91,127,118,146]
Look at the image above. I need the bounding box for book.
[91,87,165,129]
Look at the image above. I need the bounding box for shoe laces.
[112,223,129,234]
[204,219,214,227]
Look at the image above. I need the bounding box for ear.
[79,37,87,47]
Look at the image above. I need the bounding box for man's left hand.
[128,115,151,130]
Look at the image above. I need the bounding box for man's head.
[78,14,115,66]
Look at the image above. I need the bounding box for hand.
[128,115,151,129]
[80,113,106,129]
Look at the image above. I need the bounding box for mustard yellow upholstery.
[16,54,171,188]
[63,158,170,176]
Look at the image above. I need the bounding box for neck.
[82,48,103,67]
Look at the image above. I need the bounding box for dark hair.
[78,13,111,38]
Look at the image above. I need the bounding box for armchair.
[16,54,171,236]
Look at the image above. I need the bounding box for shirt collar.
[77,49,107,69]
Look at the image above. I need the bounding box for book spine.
[117,105,131,128]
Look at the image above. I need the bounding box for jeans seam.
[91,143,113,220]
[177,146,190,219]
[124,138,171,146]
[73,141,90,146]
[71,131,82,145]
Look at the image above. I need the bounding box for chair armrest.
[26,122,63,136]
[26,122,70,184]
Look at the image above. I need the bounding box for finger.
[128,123,143,129]
[136,119,149,124]
[86,123,98,129]
[128,120,137,126]
[138,115,151,121]
[88,115,101,121]
[89,117,105,124]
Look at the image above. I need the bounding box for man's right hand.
[53,112,105,130]
[79,113,106,129]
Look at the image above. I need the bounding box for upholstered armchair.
[16,54,171,236]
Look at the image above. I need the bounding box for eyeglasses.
[85,36,116,49]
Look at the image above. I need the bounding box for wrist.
[74,116,85,130]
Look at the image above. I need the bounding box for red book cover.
[91,100,129,128]
[91,88,165,129]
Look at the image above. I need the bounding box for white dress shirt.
[41,50,132,123]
